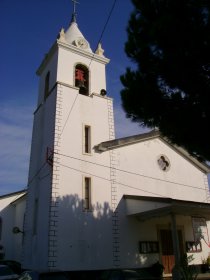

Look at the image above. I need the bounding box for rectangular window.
[186,241,202,253]
[83,177,91,210]
[139,241,159,254]
[83,125,91,154]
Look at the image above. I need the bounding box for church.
[1,4,210,279]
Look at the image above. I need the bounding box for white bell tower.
[22,4,116,271]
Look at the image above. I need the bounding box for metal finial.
[71,0,79,23]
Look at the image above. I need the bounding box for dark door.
[160,229,184,274]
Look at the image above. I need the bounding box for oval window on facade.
[157,155,170,171]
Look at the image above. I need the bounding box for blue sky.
[0,0,147,195]
[1,1,209,196]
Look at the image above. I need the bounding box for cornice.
[36,39,110,76]
[36,42,58,76]
[57,40,110,65]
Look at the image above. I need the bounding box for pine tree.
[121,0,210,162]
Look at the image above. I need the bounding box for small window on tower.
[83,177,91,211]
[83,125,91,154]
[75,64,89,96]
[44,71,50,100]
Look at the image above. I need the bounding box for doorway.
[159,229,184,274]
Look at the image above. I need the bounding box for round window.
[157,155,170,171]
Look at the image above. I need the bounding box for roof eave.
[0,189,27,200]
[95,130,210,174]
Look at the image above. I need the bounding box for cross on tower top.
[71,0,79,23]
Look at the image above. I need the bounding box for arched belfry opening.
[75,64,89,96]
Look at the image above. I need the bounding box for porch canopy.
[124,195,210,221]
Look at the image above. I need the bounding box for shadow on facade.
[54,194,155,272]
[55,194,114,270]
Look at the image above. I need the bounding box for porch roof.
[124,195,210,221]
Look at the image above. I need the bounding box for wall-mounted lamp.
[12,226,24,234]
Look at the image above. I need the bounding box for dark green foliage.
[121,0,210,162]
[179,254,198,280]
[151,261,164,279]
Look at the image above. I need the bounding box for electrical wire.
[21,154,209,211]
[59,92,79,137]
[54,159,208,199]
[59,0,117,138]
[10,163,45,204]
[54,160,167,198]
[27,162,48,187]
[88,0,117,67]
[26,1,210,202]
[95,0,117,50]
[39,171,52,181]
[54,151,207,192]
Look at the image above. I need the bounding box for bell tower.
[22,3,115,271]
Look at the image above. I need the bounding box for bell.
[76,80,86,89]
[80,83,86,89]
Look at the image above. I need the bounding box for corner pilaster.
[47,84,63,269]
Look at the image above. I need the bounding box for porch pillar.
[170,213,181,280]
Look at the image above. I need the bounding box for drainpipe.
[170,213,181,280]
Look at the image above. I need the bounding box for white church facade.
[1,7,210,279]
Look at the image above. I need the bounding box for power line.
[55,160,166,198]
[21,0,116,195]
[54,151,207,192]
[59,92,79,137]
[26,162,48,188]
[39,171,52,181]
[21,162,51,191]
[53,159,207,200]
[59,0,117,137]
[21,158,209,204]
[88,0,117,67]
[95,0,117,49]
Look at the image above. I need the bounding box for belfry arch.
[74,63,89,96]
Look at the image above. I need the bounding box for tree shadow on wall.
[53,194,156,274]
[54,194,114,270]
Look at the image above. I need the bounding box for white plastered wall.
[109,138,210,268]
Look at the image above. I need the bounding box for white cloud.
[114,104,150,138]
[0,103,33,194]
[0,101,148,195]
[1,101,208,196]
